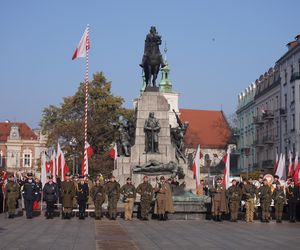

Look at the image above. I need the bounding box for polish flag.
[50,150,57,183]
[72,26,90,60]
[223,148,231,189]
[109,143,118,160]
[1,171,7,193]
[82,142,93,176]
[288,151,293,177]
[57,143,68,181]
[41,152,47,187]
[292,152,298,177]
[293,162,300,186]
[276,154,286,181]
[192,145,202,188]
[274,153,279,173]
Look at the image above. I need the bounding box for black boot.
[163,214,167,221]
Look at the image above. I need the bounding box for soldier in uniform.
[5,175,20,218]
[286,179,299,222]
[227,179,242,222]
[76,176,89,219]
[120,177,136,221]
[258,178,272,222]
[242,178,256,222]
[136,175,153,220]
[105,175,120,220]
[210,177,228,221]
[272,182,285,223]
[43,175,58,219]
[61,172,76,219]
[90,179,105,220]
[154,176,168,221]
[22,172,38,219]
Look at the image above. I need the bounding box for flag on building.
[223,148,231,189]
[192,145,201,188]
[109,143,118,160]
[72,26,90,60]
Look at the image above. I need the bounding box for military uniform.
[136,180,153,220]
[211,180,228,221]
[242,181,256,222]
[227,182,242,222]
[154,177,168,220]
[286,183,299,222]
[43,179,58,219]
[5,179,20,218]
[258,182,272,222]
[61,175,76,219]
[120,181,136,221]
[76,181,89,219]
[272,186,285,222]
[22,176,39,219]
[105,179,120,220]
[90,182,105,219]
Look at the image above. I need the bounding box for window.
[292,114,295,131]
[292,86,295,103]
[24,154,31,167]
[284,69,287,84]
[284,94,287,109]
[285,119,288,133]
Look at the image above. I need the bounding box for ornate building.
[0,121,47,173]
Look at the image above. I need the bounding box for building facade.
[0,122,47,173]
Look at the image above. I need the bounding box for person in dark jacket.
[286,179,300,222]
[43,175,58,219]
[76,176,89,219]
[22,173,38,219]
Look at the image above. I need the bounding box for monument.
[113,26,210,219]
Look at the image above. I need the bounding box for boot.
[163,214,168,221]
[217,215,222,222]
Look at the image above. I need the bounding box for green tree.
[40,72,133,178]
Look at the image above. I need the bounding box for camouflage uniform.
[227,183,242,222]
[5,180,20,218]
[90,183,105,219]
[105,181,120,219]
[272,186,285,222]
[137,181,153,220]
[242,182,256,222]
[120,182,136,220]
[258,183,272,222]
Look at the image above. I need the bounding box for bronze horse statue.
[140,26,165,88]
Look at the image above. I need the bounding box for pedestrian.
[210,177,228,221]
[4,175,20,218]
[120,177,136,221]
[227,179,242,222]
[76,176,89,219]
[43,175,58,219]
[61,172,76,219]
[22,172,38,219]
[90,179,105,220]
[258,179,272,223]
[286,179,299,223]
[136,175,153,220]
[242,178,256,223]
[272,182,285,223]
[105,175,120,220]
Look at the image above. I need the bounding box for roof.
[0,122,38,141]
[179,109,231,149]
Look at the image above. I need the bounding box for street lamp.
[69,137,78,175]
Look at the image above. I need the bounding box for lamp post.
[69,137,78,175]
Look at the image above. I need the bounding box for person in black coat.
[286,179,300,222]
[22,173,39,219]
[76,176,89,219]
[43,175,58,219]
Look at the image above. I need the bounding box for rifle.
[172,109,182,128]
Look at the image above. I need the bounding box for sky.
[0,0,299,128]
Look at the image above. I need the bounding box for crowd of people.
[205,174,300,223]
[0,172,174,221]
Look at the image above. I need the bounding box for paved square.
[0,214,300,250]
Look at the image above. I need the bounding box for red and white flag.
[82,142,93,176]
[274,153,279,173]
[72,26,90,60]
[288,151,293,177]
[41,152,47,187]
[192,145,202,188]
[223,148,231,189]
[109,143,118,160]
[57,143,66,181]
[292,152,298,177]
[51,150,57,183]
[1,171,7,193]
[276,153,286,181]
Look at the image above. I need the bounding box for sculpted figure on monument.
[144,112,160,153]
[140,26,166,88]
[170,109,189,162]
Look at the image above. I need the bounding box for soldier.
[90,179,105,220]
[273,175,281,186]
[61,172,76,219]
[286,179,299,222]
[22,173,38,219]
[227,179,242,222]
[154,176,168,220]
[258,179,272,222]
[120,177,136,221]
[76,176,89,219]
[272,182,285,223]
[242,178,256,222]
[4,175,20,218]
[43,175,58,219]
[105,175,120,220]
[136,176,153,220]
[210,177,228,221]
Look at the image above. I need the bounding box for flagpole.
[83,24,90,176]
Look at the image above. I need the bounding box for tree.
[40,72,134,178]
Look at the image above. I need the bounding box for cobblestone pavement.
[0,213,300,250]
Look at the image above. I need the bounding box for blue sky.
[0,0,299,128]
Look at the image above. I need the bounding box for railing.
[253,116,264,125]
[291,72,300,82]
[262,110,274,120]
